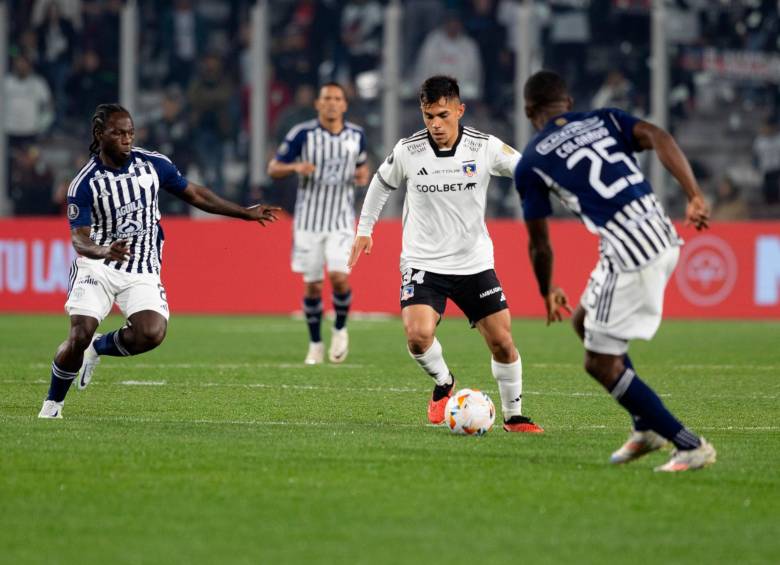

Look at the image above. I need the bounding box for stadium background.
[1,0,779,318]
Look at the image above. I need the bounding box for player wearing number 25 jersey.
[516,70,716,472]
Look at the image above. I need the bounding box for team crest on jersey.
[136,171,154,189]
[400,285,415,301]
[462,161,477,177]
[67,203,79,220]
[555,117,568,126]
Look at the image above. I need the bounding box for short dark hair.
[419,75,460,106]
[89,103,131,155]
[524,70,569,112]
[319,81,347,100]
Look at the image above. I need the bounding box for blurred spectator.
[80,0,121,68]
[413,12,483,100]
[402,0,444,69]
[31,0,82,30]
[16,30,41,67]
[161,0,205,87]
[187,54,235,194]
[271,0,319,87]
[36,1,77,127]
[592,70,634,110]
[463,0,507,115]
[752,121,780,205]
[148,89,192,216]
[711,176,750,221]
[340,0,383,79]
[9,145,56,216]
[65,49,117,124]
[4,55,54,150]
[274,84,317,143]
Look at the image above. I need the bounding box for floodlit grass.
[1,314,778,564]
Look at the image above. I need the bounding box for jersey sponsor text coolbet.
[515,108,681,271]
[66,147,188,274]
[372,126,520,274]
[276,120,367,232]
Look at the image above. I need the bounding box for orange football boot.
[427,377,455,425]
[502,415,544,433]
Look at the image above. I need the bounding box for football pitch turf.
[1,314,778,564]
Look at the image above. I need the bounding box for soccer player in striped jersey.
[268,82,369,365]
[516,70,716,472]
[349,75,543,433]
[38,103,280,419]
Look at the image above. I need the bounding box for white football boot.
[610,430,667,464]
[76,334,101,390]
[38,399,64,419]
[655,438,717,472]
[304,342,325,365]
[328,328,349,364]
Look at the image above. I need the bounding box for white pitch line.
[1,413,776,432]
[2,379,778,401]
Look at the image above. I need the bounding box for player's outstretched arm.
[267,159,316,179]
[633,121,710,231]
[525,218,571,325]
[70,226,132,261]
[177,182,281,226]
[349,173,393,268]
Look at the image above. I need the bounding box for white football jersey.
[375,126,520,274]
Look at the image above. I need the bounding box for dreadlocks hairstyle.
[89,103,130,155]
[523,70,569,117]
[419,75,460,106]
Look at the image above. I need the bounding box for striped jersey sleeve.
[66,158,98,228]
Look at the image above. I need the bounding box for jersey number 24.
[566,136,644,198]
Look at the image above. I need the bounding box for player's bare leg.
[328,271,351,363]
[476,310,543,433]
[403,304,454,424]
[581,327,714,470]
[39,315,100,418]
[303,280,324,364]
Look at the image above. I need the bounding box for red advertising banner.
[1,218,779,318]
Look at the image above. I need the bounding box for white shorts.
[291,229,353,283]
[65,257,170,322]
[581,246,679,355]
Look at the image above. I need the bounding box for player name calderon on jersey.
[414,182,477,193]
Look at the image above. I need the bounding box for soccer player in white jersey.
[38,104,280,419]
[515,70,716,471]
[268,83,369,365]
[349,75,543,432]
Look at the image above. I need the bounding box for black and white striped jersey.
[276,120,367,232]
[66,147,188,274]
[515,108,682,271]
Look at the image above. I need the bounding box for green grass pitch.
[1,314,778,564]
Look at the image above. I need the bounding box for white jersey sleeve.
[375,141,408,190]
[486,135,521,178]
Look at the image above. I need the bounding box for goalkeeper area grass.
[1,314,778,564]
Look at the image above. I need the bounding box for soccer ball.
[444,388,495,436]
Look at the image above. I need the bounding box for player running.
[38,103,280,419]
[268,83,369,365]
[515,70,716,471]
[349,75,543,433]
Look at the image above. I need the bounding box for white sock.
[492,352,522,418]
[409,338,452,386]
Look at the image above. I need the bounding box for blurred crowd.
[4,0,780,219]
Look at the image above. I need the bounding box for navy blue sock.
[47,362,77,402]
[623,355,650,432]
[611,368,701,450]
[94,330,131,357]
[333,290,352,330]
[303,297,323,343]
